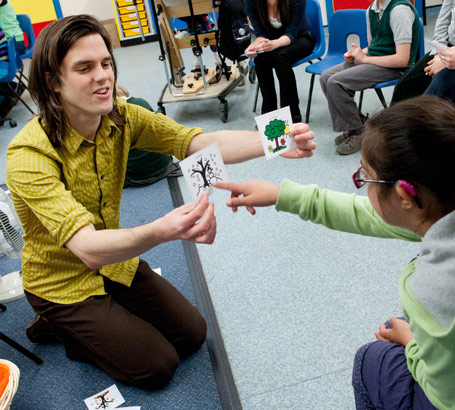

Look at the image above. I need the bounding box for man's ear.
[395,184,414,209]
[45,72,59,92]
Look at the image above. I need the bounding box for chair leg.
[374,88,388,109]
[305,74,316,123]
[253,82,259,113]
[7,82,35,115]
[358,90,364,113]
[0,331,44,365]
[15,72,29,85]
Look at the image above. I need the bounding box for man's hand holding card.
[255,107,315,159]
[281,122,316,159]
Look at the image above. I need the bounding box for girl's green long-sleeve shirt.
[276,179,455,409]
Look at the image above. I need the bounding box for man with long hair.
[5,15,316,388]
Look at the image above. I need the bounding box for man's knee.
[120,346,180,390]
[177,311,207,357]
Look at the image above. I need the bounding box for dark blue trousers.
[352,319,438,410]
[424,67,455,103]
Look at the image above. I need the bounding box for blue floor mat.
[0,179,221,410]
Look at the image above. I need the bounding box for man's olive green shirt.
[6,98,203,304]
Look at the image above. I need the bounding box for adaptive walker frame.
[150,0,246,122]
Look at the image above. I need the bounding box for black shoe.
[360,112,369,124]
[292,114,302,124]
[26,314,60,344]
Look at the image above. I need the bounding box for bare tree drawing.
[190,155,223,197]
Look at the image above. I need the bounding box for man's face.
[55,34,114,127]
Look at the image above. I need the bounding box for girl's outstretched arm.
[214,180,280,215]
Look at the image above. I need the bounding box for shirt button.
[103,202,107,207]
[100,175,104,180]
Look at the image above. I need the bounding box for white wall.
[59,0,115,20]
[318,0,328,26]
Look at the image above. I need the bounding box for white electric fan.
[0,188,24,302]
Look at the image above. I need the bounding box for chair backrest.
[325,0,423,26]
[0,38,21,83]
[327,9,368,57]
[306,0,326,59]
[16,14,35,59]
[416,17,425,61]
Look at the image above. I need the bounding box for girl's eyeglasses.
[352,166,423,209]
[352,166,394,189]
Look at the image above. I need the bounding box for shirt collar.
[61,114,119,155]
[372,0,392,13]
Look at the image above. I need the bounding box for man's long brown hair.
[28,14,124,147]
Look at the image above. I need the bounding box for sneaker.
[336,132,363,155]
[334,131,349,145]
[26,314,60,344]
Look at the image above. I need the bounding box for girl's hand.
[213,180,280,215]
[375,317,414,346]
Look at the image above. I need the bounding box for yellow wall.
[9,0,57,23]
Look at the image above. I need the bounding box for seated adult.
[6,15,316,389]
[320,0,420,155]
[422,45,455,102]
[243,0,315,123]
[391,0,455,103]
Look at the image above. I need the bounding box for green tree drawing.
[265,119,286,152]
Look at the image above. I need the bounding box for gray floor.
[0,8,439,409]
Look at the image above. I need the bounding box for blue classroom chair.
[304,9,368,123]
[0,38,35,127]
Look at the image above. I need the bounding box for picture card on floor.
[84,384,125,410]
[179,141,228,202]
[116,407,141,410]
[255,106,296,159]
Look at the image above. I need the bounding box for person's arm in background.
[431,0,454,48]
[283,0,306,44]
[243,0,270,55]
[352,5,414,68]
[346,8,370,63]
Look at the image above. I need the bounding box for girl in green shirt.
[215,95,455,409]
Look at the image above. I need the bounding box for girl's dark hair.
[363,95,455,220]
[255,0,291,33]
[28,14,124,147]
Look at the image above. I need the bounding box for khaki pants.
[320,61,403,132]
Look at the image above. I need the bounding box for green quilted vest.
[367,0,420,66]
